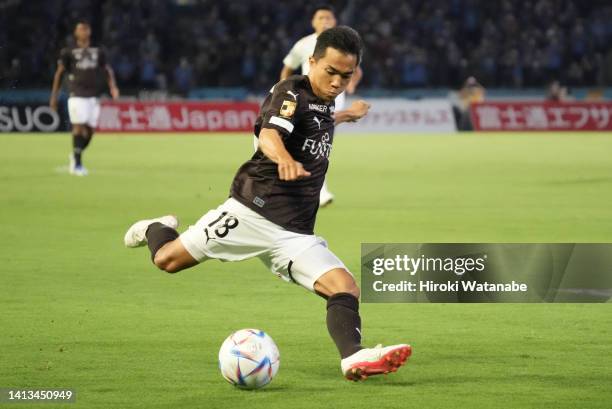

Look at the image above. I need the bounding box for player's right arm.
[49,63,65,112]
[280,65,294,81]
[50,49,70,112]
[258,79,310,181]
[259,128,310,181]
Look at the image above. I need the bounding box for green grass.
[1,132,611,409]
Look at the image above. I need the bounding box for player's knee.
[343,283,360,299]
[336,272,360,299]
[317,268,360,299]
[153,250,179,274]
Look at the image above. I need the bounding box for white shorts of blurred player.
[179,197,350,292]
[334,91,346,111]
[67,97,100,127]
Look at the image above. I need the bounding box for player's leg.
[83,97,100,150]
[74,98,100,173]
[124,215,197,273]
[313,267,363,358]
[83,125,94,149]
[147,222,198,273]
[125,198,272,274]
[66,97,94,175]
[70,123,89,175]
[316,268,411,381]
[74,124,95,172]
[319,179,334,207]
[289,243,411,381]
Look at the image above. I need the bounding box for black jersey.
[59,47,107,97]
[231,75,336,235]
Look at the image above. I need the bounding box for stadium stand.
[1,0,612,93]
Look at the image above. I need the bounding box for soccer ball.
[218,329,280,389]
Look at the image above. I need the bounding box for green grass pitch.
[1,132,611,408]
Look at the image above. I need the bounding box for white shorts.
[179,198,349,291]
[67,97,100,127]
[334,91,346,111]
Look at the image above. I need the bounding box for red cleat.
[341,344,412,381]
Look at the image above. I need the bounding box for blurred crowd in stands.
[2,0,612,94]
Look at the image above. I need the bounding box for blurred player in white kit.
[279,4,364,207]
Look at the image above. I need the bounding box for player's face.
[74,24,91,42]
[311,10,336,34]
[308,47,357,102]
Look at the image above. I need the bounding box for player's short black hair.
[312,26,363,66]
[311,4,335,19]
[75,19,91,27]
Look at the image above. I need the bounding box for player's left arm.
[280,40,303,80]
[345,66,363,95]
[105,65,120,99]
[334,99,370,125]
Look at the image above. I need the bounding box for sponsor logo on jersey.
[73,48,99,70]
[308,103,328,113]
[302,131,332,159]
[280,100,297,118]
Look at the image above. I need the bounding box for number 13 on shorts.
[204,211,239,243]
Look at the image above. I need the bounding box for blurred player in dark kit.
[50,21,119,176]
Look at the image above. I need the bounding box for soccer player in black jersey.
[124,26,410,381]
[50,21,119,176]
[279,4,364,207]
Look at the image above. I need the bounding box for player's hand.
[110,86,120,99]
[346,100,370,122]
[49,98,58,112]
[277,159,311,181]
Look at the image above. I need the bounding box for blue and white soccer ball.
[218,329,280,390]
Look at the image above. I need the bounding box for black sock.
[72,133,87,166]
[326,292,363,359]
[146,222,179,261]
[83,127,93,149]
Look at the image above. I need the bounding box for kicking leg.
[149,228,198,273]
[124,215,198,273]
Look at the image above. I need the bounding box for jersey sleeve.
[58,48,71,68]
[282,40,304,70]
[260,80,301,137]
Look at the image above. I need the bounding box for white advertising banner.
[339,98,456,133]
